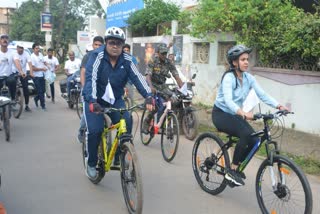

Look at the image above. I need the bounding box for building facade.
[0,7,15,35]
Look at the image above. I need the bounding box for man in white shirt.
[31,43,48,110]
[64,51,81,99]
[44,48,60,103]
[13,43,34,111]
[0,34,18,102]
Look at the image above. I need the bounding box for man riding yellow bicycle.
[82,26,154,179]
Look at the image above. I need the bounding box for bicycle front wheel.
[140,108,153,146]
[120,141,143,214]
[13,88,24,118]
[161,112,179,162]
[192,132,230,195]
[3,105,10,142]
[256,155,313,214]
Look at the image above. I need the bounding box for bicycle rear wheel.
[256,155,313,214]
[120,141,143,214]
[192,132,230,195]
[82,131,106,185]
[161,112,179,162]
[13,88,24,118]
[139,108,153,146]
[3,105,10,142]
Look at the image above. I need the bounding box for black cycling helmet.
[227,44,252,66]
[104,26,126,42]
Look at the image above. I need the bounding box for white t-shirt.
[44,56,59,73]
[64,58,81,75]
[31,52,46,77]
[0,48,15,76]
[13,51,31,74]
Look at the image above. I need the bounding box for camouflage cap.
[158,44,168,54]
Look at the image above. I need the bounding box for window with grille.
[217,41,236,65]
[193,42,210,64]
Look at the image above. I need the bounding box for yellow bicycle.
[82,104,143,214]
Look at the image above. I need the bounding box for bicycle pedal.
[110,166,120,171]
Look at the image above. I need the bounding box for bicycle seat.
[0,96,10,106]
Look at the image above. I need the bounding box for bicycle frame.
[153,100,172,134]
[101,118,127,172]
[221,114,276,173]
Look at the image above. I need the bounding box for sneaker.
[46,93,51,99]
[25,106,31,112]
[86,165,97,179]
[42,107,47,111]
[52,98,55,104]
[77,130,85,144]
[225,169,245,186]
[34,97,39,107]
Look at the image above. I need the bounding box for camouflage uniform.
[146,56,179,99]
[142,46,180,132]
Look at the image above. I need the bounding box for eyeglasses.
[107,40,123,47]
[0,35,9,39]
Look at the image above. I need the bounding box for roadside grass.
[198,124,320,175]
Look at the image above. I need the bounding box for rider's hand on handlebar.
[277,104,289,111]
[244,112,254,120]
[89,102,102,113]
[145,96,155,111]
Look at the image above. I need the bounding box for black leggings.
[212,105,258,165]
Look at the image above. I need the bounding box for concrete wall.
[127,34,320,135]
[251,69,320,135]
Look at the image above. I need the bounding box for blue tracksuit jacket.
[82,45,151,105]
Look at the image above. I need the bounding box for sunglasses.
[107,40,123,47]
[0,35,9,39]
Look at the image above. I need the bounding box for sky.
[0,0,29,8]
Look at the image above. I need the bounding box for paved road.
[0,90,319,214]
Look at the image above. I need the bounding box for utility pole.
[44,0,51,49]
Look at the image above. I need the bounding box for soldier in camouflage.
[142,43,183,133]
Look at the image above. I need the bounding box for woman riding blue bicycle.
[212,44,288,186]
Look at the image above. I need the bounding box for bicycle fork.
[268,164,287,191]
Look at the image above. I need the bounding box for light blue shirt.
[214,71,279,114]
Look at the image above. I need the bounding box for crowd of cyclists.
[1,25,289,185]
[1,24,308,214]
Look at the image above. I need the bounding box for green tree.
[191,0,320,71]
[10,0,101,62]
[127,0,180,36]
[10,1,45,44]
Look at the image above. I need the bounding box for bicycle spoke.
[256,156,312,214]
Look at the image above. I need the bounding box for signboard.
[77,31,91,57]
[106,0,144,28]
[77,31,91,43]
[132,43,161,75]
[173,36,183,64]
[40,12,52,32]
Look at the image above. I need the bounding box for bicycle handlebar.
[253,110,294,121]
[102,103,145,114]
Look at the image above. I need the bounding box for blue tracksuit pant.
[83,99,132,167]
